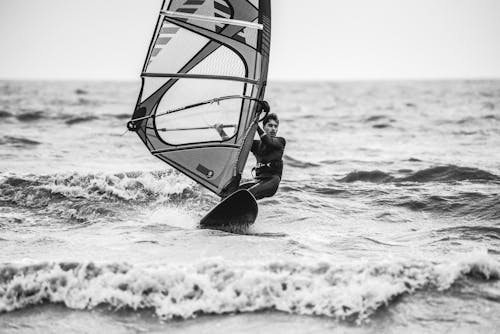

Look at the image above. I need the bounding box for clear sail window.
[154,78,246,145]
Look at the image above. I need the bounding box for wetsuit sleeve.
[257,126,285,150]
[251,140,259,154]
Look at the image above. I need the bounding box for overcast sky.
[0,0,499,81]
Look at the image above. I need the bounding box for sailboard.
[128,0,271,228]
[199,189,258,233]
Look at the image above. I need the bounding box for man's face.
[263,119,279,137]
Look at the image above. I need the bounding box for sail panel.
[155,78,246,145]
[160,146,238,188]
[146,21,208,75]
[188,45,246,77]
[145,18,260,77]
[140,77,170,103]
[155,78,244,114]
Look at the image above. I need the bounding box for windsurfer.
[214,101,285,200]
[239,102,285,200]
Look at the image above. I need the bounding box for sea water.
[0,80,499,333]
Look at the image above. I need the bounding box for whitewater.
[1,80,499,333]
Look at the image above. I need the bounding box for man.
[240,110,285,200]
[214,101,285,200]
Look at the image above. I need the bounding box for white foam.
[1,254,498,322]
[148,206,198,230]
[1,170,200,204]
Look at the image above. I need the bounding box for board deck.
[200,189,258,233]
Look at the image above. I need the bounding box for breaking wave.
[0,171,200,207]
[0,171,202,223]
[0,254,498,322]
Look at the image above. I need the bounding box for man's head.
[263,113,279,137]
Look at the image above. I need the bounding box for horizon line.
[1,76,500,83]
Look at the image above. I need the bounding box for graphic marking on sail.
[129,0,271,196]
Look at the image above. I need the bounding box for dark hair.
[263,113,279,126]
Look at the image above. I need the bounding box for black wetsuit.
[239,127,286,200]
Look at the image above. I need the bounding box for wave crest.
[0,136,41,147]
[399,165,499,183]
[340,165,499,184]
[0,171,200,208]
[1,255,498,322]
[339,170,394,183]
[15,110,46,122]
[396,193,500,220]
[283,155,321,168]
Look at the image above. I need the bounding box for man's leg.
[246,176,280,200]
[239,181,258,191]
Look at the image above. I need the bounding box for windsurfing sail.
[128,0,271,197]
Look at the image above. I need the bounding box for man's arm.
[256,126,285,149]
[214,123,229,140]
[251,140,259,154]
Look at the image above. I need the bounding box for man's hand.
[214,123,229,140]
[214,123,224,132]
[259,100,270,114]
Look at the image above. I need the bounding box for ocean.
[0,79,499,333]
